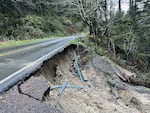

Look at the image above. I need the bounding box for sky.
[122,0,129,12]
[113,0,129,12]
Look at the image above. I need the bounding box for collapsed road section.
[0,35,80,93]
[0,45,150,113]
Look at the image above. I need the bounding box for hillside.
[0,45,150,113]
[0,0,150,113]
[0,0,81,41]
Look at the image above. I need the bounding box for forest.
[0,0,150,71]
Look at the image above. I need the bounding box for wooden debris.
[114,65,136,82]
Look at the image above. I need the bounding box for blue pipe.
[73,51,84,82]
[50,85,84,91]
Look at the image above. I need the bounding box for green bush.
[24,15,44,28]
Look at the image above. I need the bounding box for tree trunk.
[119,0,121,12]
[89,25,93,35]
[104,0,108,23]
[129,0,134,17]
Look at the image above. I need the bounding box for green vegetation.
[0,0,79,41]
[0,0,149,72]
[81,36,107,56]
[63,0,149,72]
[0,14,67,40]
[0,38,49,49]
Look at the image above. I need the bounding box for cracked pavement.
[0,36,77,81]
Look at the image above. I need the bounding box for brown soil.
[38,45,150,113]
[1,45,150,113]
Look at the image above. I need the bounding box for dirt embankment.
[39,45,150,113]
[0,45,150,113]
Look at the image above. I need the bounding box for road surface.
[0,36,78,82]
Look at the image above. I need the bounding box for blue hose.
[50,85,84,91]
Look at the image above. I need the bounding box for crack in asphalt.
[17,80,42,102]
[0,36,77,81]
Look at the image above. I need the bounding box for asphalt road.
[0,36,78,81]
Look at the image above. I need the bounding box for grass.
[0,37,58,49]
[68,37,80,45]
[68,33,88,46]
[0,33,82,49]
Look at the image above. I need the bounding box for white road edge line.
[0,42,68,84]
[0,35,81,93]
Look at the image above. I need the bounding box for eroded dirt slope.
[0,45,150,113]
[39,45,150,113]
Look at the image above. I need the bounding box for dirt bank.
[39,45,150,113]
[0,45,150,113]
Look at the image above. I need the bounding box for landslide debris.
[39,45,150,113]
[0,76,62,113]
[1,45,150,113]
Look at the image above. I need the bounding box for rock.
[19,76,50,101]
[0,76,62,113]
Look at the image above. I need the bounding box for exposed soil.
[1,45,150,113]
[39,45,150,113]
